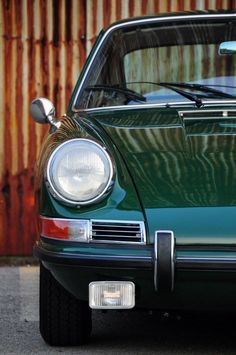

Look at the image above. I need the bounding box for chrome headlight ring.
[46,138,115,207]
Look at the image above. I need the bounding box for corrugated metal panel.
[0,0,86,255]
[0,0,235,255]
[86,0,235,54]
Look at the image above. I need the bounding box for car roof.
[105,10,236,31]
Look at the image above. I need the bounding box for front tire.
[39,262,92,346]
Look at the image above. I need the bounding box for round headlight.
[46,139,114,205]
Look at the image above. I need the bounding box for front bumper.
[34,238,236,311]
[34,242,152,269]
[34,239,236,271]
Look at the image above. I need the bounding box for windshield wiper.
[84,84,146,103]
[159,82,236,99]
[125,81,204,107]
[158,83,203,107]
[125,81,236,107]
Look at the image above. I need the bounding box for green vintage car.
[30,11,236,346]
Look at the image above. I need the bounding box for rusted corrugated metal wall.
[86,0,236,53]
[0,0,235,256]
[0,0,86,255]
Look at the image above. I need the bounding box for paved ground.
[1,266,236,354]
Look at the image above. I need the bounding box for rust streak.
[52,0,61,114]
[216,0,223,7]
[116,0,122,20]
[79,0,86,72]
[2,0,13,254]
[129,0,135,17]
[154,0,159,14]
[178,0,185,11]
[92,0,98,47]
[103,0,111,28]
[15,0,25,254]
[141,0,148,14]
[65,0,73,106]
[190,0,196,10]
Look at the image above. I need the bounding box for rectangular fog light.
[89,281,135,309]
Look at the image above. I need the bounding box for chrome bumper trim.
[176,256,236,270]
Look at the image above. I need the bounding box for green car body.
[32,11,236,345]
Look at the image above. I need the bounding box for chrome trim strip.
[73,101,236,114]
[179,108,236,114]
[200,100,236,105]
[179,109,236,121]
[177,256,236,263]
[34,243,153,268]
[72,13,236,111]
[187,133,236,137]
[176,255,236,270]
[170,231,175,292]
[182,116,236,121]
[73,101,192,113]
[46,138,114,207]
[154,231,158,291]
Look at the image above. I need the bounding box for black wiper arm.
[158,83,203,107]
[126,81,203,107]
[84,84,146,102]
[160,82,236,99]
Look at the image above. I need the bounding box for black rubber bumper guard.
[154,230,175,292]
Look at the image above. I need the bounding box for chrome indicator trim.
[40,216,146,245]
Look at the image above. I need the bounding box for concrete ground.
[1,265,236,354]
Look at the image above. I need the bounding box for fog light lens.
[89,281,135,309]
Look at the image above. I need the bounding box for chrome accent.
[91,220,146,244]
[201,100,236,105]
[74,100,236,114]
[73,101,194,113]
[154,231,158,291]
[46,138,114,207]
[179,109,236,121]
[154,230,175,292]
[170,231,175,291]
[177,256,236,262]
[30,97,61,128]
[184,133,236,137]
[175,255,236,270]
[40,216,146,245]
[72,13,236,111]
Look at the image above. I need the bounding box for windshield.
[75,16,236,109]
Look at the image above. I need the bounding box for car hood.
[90,106,236,208]
[86,106,236,244]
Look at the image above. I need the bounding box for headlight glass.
[47,139,113,205]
